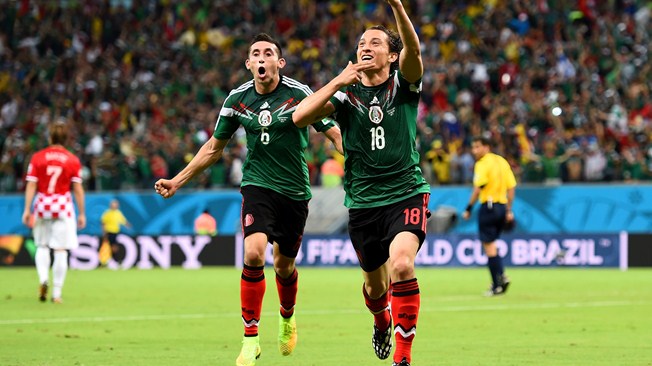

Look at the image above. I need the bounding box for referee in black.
[462,136,517,296]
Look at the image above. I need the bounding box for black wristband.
[465,204,473,213]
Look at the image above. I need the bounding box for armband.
[465,204,473,213]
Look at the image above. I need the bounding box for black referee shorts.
[106,233,118,245]
[478,202,507,243]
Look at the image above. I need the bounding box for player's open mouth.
[361,55,373,61]
[258,66,266,78]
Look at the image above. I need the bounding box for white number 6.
[260,127,270,145]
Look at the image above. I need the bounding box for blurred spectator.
[584,142,607,181]
[563,145,585,182]
[224,149,243,188]
[622,146,649,182]
[194,208,217,236]
[425,140,451,185]
[454,144,475,184]
[320,153,344,188]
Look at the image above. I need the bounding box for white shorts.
[33,217,79,250]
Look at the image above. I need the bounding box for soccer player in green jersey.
[155,33,343,366]
[462,136,517,296]
[293,2,429,365]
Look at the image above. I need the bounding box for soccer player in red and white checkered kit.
[22,120,86,303]
[294,1,429,365]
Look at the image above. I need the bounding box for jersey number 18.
[369,126,386,150]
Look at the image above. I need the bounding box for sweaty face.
[356,29,395,70]
[246,41,284,85]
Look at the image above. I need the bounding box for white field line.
[0,300,647,326]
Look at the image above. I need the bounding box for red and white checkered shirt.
[25,146,82,219]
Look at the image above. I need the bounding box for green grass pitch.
[1,267,651,365]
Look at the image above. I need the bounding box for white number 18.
[369,126,385,150]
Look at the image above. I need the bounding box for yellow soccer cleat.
[236,335,261,366]
[278,313,297,356]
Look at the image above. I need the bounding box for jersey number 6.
[260,127,270,145]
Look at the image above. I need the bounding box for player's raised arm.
[387,0,423,83]
[293,61,374,128]
[154,137,227,199]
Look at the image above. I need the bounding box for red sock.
[363,284,391,332]
[391,278,420,364]
[276,268,298,318]
[241,264,266,336]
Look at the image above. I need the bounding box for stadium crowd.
[1,0,651,192]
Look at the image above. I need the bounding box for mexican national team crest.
[368,96,383,124]
[244,214,254,227]
[258,102,272,126]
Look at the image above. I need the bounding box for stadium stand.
[1,0,651,193]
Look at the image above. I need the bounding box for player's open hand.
[336,61,375,86]
[77,214,87,230]
[462,210,471,220]
[154,179,178,199]
[22,211,31,227]
[506,210,514,223]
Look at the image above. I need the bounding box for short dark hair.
[249,33,283,58]
[367,25,402,72]
[49,120,69,146]
[471,135,492,147]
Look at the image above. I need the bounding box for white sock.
[52,250,68,299]
[35,247,51,285]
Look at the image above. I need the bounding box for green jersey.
[330,70,429,208]
[213,76,334,201]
